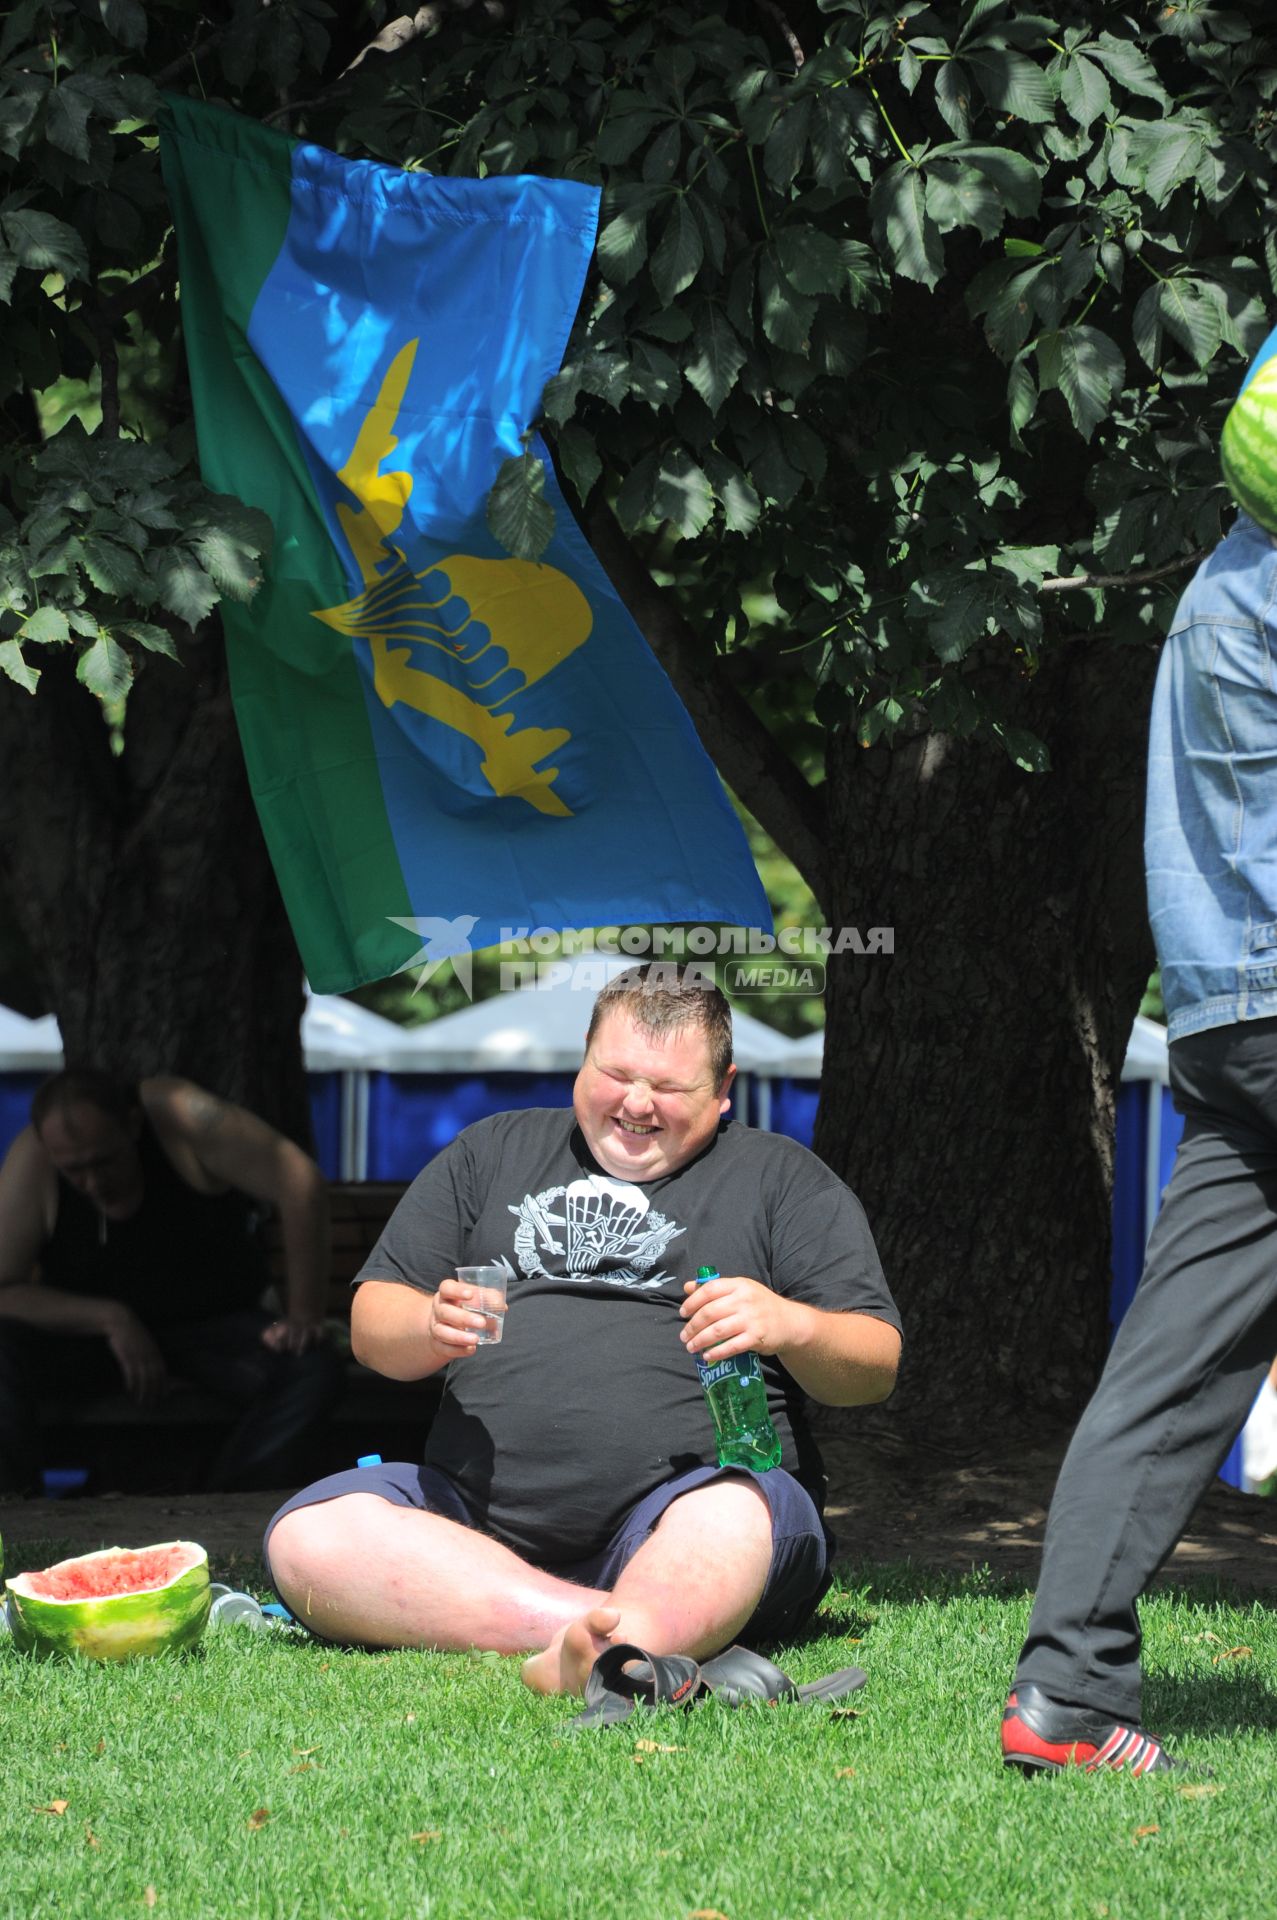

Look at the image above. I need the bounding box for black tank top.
[42,1117,268,1327]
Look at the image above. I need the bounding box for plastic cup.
[456,1264,508,1345]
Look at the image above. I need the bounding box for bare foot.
[521,1606,621,1696]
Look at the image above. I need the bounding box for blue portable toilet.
[360,959,794,1181]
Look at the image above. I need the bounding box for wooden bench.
[37,1181,442,1487]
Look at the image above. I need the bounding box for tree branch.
[1039,550,1209,593]
[342,0,512,73]
[753,0,805,67]
[583,499,829,908]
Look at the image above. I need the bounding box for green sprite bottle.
[690,1265,783,1471]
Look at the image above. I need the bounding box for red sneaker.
[1002,1684,1178,1775]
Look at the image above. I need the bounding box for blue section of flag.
[240,138,769,954]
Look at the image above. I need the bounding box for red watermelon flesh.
[23,1543,198,1601]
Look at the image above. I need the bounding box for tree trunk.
[815,639,1160,1442]
[0,637,310,1144]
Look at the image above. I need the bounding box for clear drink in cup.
[457,1264,508,1344]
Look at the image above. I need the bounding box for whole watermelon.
[1221,358,1277,533]
[5,1541,210,1661]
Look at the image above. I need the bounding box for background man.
[266,964,902,1697]
[0,1069,344,1492]
[1004,331,1277,1772]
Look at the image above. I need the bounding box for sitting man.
[266,964,902,1697]
[0,1069,345,1492]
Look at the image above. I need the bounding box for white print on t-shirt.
[509,1175,684,1289]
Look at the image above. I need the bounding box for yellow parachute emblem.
[312,339,591,817]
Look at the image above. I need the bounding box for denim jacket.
[1146,512,1277,1041]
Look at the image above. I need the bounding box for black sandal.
[560,1642,703,1733]
[697,1644,868,1708]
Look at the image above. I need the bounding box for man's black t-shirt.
[358,1111,899,1565]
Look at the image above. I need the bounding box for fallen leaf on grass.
[236,1750,252,1759]
[292,1746,319,1756]
[689,1910,731,1920]
[410,1831,442,1846]
[289,1764,316,1775]
[404,1713,417,1724]
[247,1808,270,1831]
[1177,1784,1223,1800]
[95,1739,105,1754]
[1211,1646,1252,1664]
[318,1662,331,1672]
[143,1890,157,1910]
[835,1767,857,1779]
[634,1739,684,1754]
[1132,1825,1159,1844]
[84,1825,100,1849]
[35,1801,70,1816]
[844,1638,863,1646]
[831,1708,862,1720]
[1185,1632,1223,1645]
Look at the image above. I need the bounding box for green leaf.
[596,203,649,288]
[763,97,811,191]
[1035,325,1124,440]
[18,605,69,645]
[1157,277,1222,369]
[155,552,219,628]
[1059,52,1112,129]
[650,197,703,305]
[651,447,714,538]
[118,620,178,659]
[930,144,1042,219]
[553,422,602,506]
[1088,32,1168,106]
[485,449,555,562]
[79,535,145,597]
[596,109,660,164]
[758,255,815,352]
[924,161,1003,240]
[191,526,263,600]
[0,207,88,290]
[870,162,943,289]
[704,450,761,535]
[933,59,973,139]
[683,307,746,414]
[76,631,133,705]
[993,722,1050,773]
[0,638,39,692]
[965,48,1056,123]
[774,224,849,296]
[1007,355,1037,442]
[614,449,659,531]
[102,0,148,48]
[45,86,92,163]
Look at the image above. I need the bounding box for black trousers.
[1015,1017,1277,1721]
[0,1308,345,1494]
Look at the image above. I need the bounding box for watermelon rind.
[5,1540,210,1662]
[1221,358,1277,534]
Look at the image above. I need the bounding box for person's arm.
[350,1275,493,1379]
[678,1275,901,1405]
[0,1128,170,1398]
[143,1078,330,1354]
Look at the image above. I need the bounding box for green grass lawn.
[3,1550,1274,1920]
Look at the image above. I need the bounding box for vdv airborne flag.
[158,96,770,991]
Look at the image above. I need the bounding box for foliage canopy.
[1,0,1273,778]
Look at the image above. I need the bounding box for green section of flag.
[159,96,415,988]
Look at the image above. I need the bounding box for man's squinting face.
[573,1010,735,1181]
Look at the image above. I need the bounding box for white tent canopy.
[763,1012,1170,1085]
[379,960,794,1074]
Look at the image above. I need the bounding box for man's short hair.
[586,964,734,1088]
[31,1069,139,1137]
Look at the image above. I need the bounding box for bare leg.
[521,1476,774,1696]
[267,1493,611,1653]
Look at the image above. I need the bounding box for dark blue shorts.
[265,1460,832,1645]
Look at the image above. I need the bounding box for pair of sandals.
[561,1640,867,1733]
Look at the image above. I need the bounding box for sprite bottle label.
[690,1265,783,1472]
